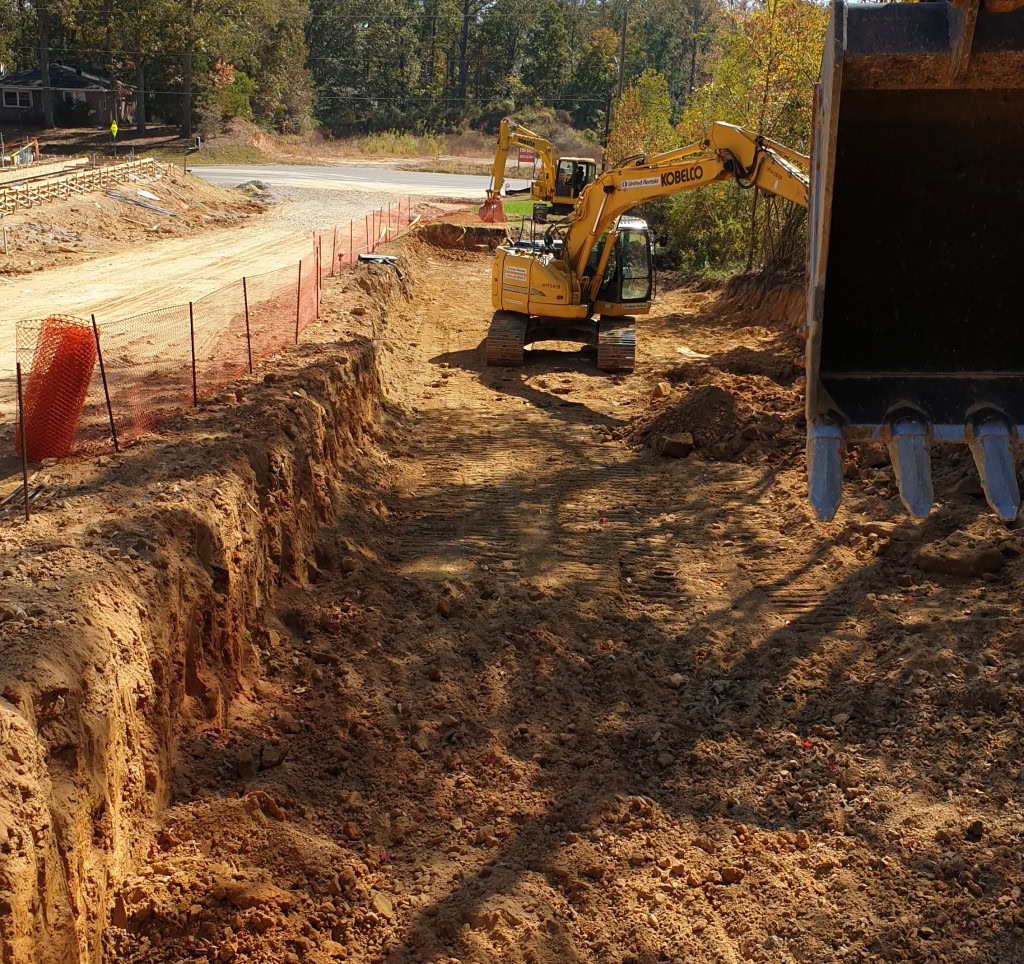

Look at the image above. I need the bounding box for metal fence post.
[295,260,302,343]
[16,362,29,520]
[242,277,253,373]
[188,302,198,406]
[388,201,392,239]
[91,314,119,453]
[332,226,337,277]
[365,214,369,253]
[350,219,353,264]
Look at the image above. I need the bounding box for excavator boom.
[562,123,809,279]
[480,118,598,221]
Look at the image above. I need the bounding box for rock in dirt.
[794,830,811,851]
[654,433,694,459]
[370,892,394,920]
[912,544,1004,577]
[719,866,745,884]
[666,672,685,690]
[222,880,293,911]
[654,382,672,398]
[966,819,984,842]
[656,751,675,768]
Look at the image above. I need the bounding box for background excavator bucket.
[479,194,506,223]
[806,0,1024,522]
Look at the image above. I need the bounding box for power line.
[5,83,611,103]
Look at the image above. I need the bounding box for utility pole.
[616,0,628,101]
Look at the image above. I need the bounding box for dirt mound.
[632,384,740,448]
[416,221,505,252]
[719,272,804,330]
[0,165,264,277]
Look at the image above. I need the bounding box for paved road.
[193,163,530,199]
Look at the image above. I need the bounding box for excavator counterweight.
[806,0,1024,522]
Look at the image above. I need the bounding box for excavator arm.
[480,119,560,221]
[563,122,809,278]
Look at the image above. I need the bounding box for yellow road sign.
[110,120,118,138]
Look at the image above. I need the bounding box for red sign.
[518,148,536,164]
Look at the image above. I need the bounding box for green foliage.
[362,130,445,156]
[606,69,676,165]
[223,70,256,120]
[669,0,827,271]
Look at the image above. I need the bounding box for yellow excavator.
[486,121,809,371]
[479,118,598,222]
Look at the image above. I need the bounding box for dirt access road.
[0,186,412,422]
[107,242,1024,963]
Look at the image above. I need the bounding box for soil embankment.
[0,262,408,963]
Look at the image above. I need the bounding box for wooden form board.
[0,157,88,188]
[0,158,159,217]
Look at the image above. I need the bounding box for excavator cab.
[590,218,654,313]
[553,158,597,211]
[806,0,1024,522]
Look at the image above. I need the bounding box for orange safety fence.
[15,315,98,460]
[10,195,449,461]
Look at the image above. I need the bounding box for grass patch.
[148,143,269,166]
[360,131,445,156]
[398,158,494,176]
[501,199,546,216]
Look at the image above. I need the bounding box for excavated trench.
[3,227,1024,964]
[0,257,413,964]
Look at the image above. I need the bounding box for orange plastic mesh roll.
[17,315,98,461]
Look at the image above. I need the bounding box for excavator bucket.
[806,0,1024,522]
[479,195,506,223]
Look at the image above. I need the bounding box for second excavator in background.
[479,118,598,222]
[485,121,809,373]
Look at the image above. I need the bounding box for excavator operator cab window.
[621,229,652,301]
[597,227,652,305]
[557,160,597,199]
[556,159,575,196]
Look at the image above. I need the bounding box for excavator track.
[485,311,527,366]
[597,318,636,372]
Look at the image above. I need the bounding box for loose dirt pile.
[0,165,264,277]
[621,283,805,466]
[2,239,1022,964]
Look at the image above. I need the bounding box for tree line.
[0,0,821,139]
[0,0,825,269]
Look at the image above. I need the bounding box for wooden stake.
[295,260,302,343]
[242,277,253,373]
[92,314,119,453]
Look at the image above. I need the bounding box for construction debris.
[105,191,178,217]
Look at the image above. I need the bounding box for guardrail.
[0,157,159,217]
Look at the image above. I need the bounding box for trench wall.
[0,261,409,963]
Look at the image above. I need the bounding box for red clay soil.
[0,236,1021,964]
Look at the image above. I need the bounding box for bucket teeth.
[967,418,1020,522]
[887,419,933,518]
[807,421,843,522]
